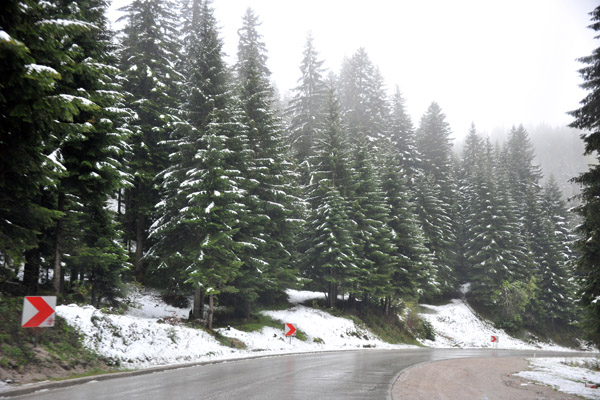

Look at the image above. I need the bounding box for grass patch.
[211,330,247,349]
[235,314,282,333]
[48,367,129,382]
[316,299,427,346]
[0,293,114,380]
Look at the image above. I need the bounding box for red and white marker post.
[21,296,57,346]
[285,323,296,343]
[491,335,499,348]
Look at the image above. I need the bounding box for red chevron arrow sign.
[284,323,296,337]
[491,335,498,343]
[21,296,56,328]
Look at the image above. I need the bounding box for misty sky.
[108,0,597,139]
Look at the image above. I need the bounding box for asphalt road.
[6,349,588,400]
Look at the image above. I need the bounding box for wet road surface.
[7,348,587,400]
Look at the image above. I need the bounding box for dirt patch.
[391,357,582,400]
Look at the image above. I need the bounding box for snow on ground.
[286,289,326,305]
[57,303,234,368]
[55,287,405,369]
[55,286,595,373]
[262,305,402,349]
[418,299,573,351]
[517,358,600,399]
[124,288,190,320]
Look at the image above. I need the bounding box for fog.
[107,1,596,138]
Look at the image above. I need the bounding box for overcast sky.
[108,0,597,138]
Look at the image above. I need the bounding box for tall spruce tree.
[379,150,434,301]
[456,124,484,281]
[33,0,131,301]
[387,87,420,181]
[233,8,298,316]
[286,33,326,172]
[338,48,388,150]
[0,0,63,281]
[149,0,246,322]
[569,5,600,342]
[118,0,183,282]
[415,103,457,295]
[463,139,519,306]
[345,130,398,307]
[302,82,354,308]
[536,176,575,327]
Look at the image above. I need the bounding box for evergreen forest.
[1,0,599,343]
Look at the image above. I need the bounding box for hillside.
[1,286,588,390]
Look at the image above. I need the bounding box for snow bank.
[124,288,190,320]
[517,358,600,399]
[418,299,573,351]
[55,287,581,371]
[262,305,406,350]
[57,304,235,368]
[286,289,326,305]
[55,288,409,369]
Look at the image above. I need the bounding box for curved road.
[8,349,587,400]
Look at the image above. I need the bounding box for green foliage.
[212,330,247,349]
[491,278,537,330]
[117,0,183,282]
[568,6,600,344]
[234,314,282,332]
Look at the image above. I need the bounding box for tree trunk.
[52,192,65,297]
[208,294,214,330]
[117,188,122,215]
[385,295,391,317]
[23,249,40,294]
[193,286,204,320]
[328,266,336,308]
[134,211,145,282]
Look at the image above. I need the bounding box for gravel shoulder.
[391,357,582,400]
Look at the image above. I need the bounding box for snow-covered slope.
[418,298,573,351]
[56,286,581,370]
[56,288,408,369]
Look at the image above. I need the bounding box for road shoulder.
[391,357,582,400]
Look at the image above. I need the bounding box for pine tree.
[463,140,514,305]
[346,131,398,307]
[379,151,434,301]
[338,48,388,149]
[532,176,575,327]
[387,87,420,180]
[149,0,246,322]
[231,8,298,316]
[0,0,63,278]
[304,181,355,308]
[416,102,454,188]
[415,103,458,294]
[286,32,326,170]
[504,125,542,211]
[568,5,600,342]
[302,82,354,308]
[118,0,183,282]
[29,0,132,300]
[455,124,484,281]
[413,174,451,296]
